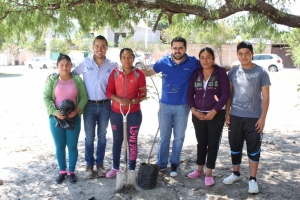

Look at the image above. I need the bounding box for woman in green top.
[43,54,88,184]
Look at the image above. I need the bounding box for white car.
[70,57,83,68]
[24,57,56,69]
[107,52,155,69]
[134,52,155,69]
[231,54,284,72]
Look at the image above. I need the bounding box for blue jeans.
[156,103,190,167]
[49,115,81,172]
[84,101,111,166]
[110,110,142,170]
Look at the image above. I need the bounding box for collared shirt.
[153,54,199,105]
[72,56,118,100]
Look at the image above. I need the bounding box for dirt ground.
[0,65,300,200]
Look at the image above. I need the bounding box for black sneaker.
[170,164,178,177]
[55,174,66,184]
[68,173,77,183]
[156,165,167,172]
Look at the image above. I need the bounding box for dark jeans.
[110,110,142,170]
[192,110,225,169]
[83,101,111,166]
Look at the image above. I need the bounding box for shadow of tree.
[0,73,24,78]
[0,128,299,199]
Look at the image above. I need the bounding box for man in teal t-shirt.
[142,37,199,177]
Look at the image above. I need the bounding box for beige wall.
[0,49,39,65]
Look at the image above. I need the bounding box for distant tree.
[284,28,300,67]
[72,32,93,56]
[230,16,282,41]
[1,35,26,65]
[119,37,168,54]
[196,22,234,65]
[0,38,5,50]
[27,39,46,56]
[49,38,70,55]
[119,38,153,53]
[254,36,267,54]
[290,45,300,67]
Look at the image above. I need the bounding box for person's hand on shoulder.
[223,66,232,72]
[45,72,57,83]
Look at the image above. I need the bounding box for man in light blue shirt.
[72,35,118,178]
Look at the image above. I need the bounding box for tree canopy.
[0,0,299,40]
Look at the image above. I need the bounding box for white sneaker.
[170,164,178,177]
[248,179,259,194]
[223,173,242,184]
[170,171,178,177]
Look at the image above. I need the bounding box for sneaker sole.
[248,190,259,194]
[97,171,106,178]
[86,175,94,179]
[205,183,215,187]
[170,172,178,177]
[223,178,242,185]
[157,166,167,172]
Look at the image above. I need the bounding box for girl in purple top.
[186,47,230,186]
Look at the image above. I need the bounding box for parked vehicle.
[70,57,83,68]
[134,52,155,69]
[51,57,83,69]
[231,54,284,72]
[24,57,56,69]
[107,51,155,69]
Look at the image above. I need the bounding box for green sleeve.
[43,78,58,116]
[75,76,88,114]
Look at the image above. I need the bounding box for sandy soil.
[0,65,300,200]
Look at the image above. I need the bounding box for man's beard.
[172,53,185,61]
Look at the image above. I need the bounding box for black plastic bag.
[137,163,158,190]
[58,99,75,116]
[55,99,76,130]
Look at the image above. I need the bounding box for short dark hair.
[57,54,71,65]
[237,41,253,53]
[198,47,215,62]
[171,36,187,48]
[119,48,135,59]
[93,35,108,46]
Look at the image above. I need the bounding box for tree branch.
[113,4,121,19]
[152,12,163,32]
[1,0,300,29]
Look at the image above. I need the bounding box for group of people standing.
[43,35,270,195]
